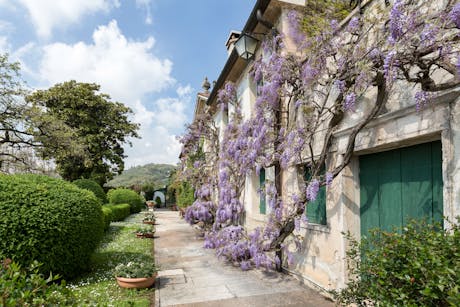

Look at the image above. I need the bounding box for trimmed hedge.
[101,206,113,231]
[73,178,107,204]
[0,174,103,279]
[107,188,143,213]
[103,204,131,221]
[177,181,194,208]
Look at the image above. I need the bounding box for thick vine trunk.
[269,73,388,252]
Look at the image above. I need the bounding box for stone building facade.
[193,0,460,291]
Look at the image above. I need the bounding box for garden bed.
[68,212,155,306]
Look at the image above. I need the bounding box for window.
[259,168,266,214]
[305,165,327,225]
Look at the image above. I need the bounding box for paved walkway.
[154,209,334,307]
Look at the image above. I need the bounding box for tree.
[0,54,78,174]
[26,81,139,185]
[0,54,36,170]
[179,0,460,271]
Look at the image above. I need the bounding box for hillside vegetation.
[106,163,175,188]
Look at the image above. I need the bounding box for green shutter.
[360,141,443,238]
[431,142,444,225]
[305,166,327,225]
[401,143,434,224]
[259,168,266,214]
[378,149,403,233]
[360,155,381,238]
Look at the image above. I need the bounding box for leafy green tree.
[26,81,139,185]
[0,54,29,161]
[0,53,80,174]
[142,182,156,200]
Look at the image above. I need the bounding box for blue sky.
[0,0,256,167]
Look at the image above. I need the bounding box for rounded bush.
[107,188,143,213]
[103,204,131,222]
[0,174,104,279]
[73,178,107,204]
[101,206,113,231]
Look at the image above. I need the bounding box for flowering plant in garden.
[179,0,460,270]
[136,226,155,235]
[143,212,156,223]
[114,261,157,278]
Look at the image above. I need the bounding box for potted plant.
[143,213,156,225]
[135,227,155,238]
[114,261,158,289]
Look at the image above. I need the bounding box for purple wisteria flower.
[449,3,460,28]
[414,91,432,111]
[389,0,404,43]
[335,80,346,93]
[347,17,360,33]
[367,48,382,66]
[330,19,339,32]
[294,217,301,232]
[240,260,251,270]
[325,172,333,186]
[306,179,320,201]
[384,50,398,83]
[344,93,356,111]
[301,63,320,85]
[457,56,460,76]
[287,10,305,45]
[217,82,236,106]
[420,24,439,48]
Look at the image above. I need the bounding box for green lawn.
[68,212,155,306]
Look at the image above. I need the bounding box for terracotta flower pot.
[116,274,157,289]
[143,220,155,225]
[136,232,155,238]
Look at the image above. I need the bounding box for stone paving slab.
[170,290,329,307]
[160,285,235,306]
[154,209,334,307]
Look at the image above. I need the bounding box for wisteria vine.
[179,0,460,271]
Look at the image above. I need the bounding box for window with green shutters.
[259,168,266,214]
[305,165,327,225]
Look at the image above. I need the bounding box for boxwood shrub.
[107,188,143,213]
[73,178,107,204]
[0,174,104,279]
[101,206,113,231]
[103,204,131,221]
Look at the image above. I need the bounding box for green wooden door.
[359,141,443,238]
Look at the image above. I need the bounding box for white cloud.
[125,87,191,166]
[153,97,188,130]
[39,20,174,103]
[16,0,120,38]
[177,84,193,97]
[38,20,184,167]
[125,125,181,167]
[135,0,153,25]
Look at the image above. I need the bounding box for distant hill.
[106,163,176,188]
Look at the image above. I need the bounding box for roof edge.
[206,0,271,106]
